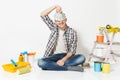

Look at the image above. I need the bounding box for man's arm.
[62,30,77,61]
[40,5,62,16]
[57,30,77,66]
[61,52,73,62]
[40,5,62,31]
[40,5,56,16]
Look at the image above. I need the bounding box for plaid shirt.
[41,15,77,57]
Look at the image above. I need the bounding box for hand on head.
[56,5,62,13]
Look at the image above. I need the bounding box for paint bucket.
[27,52,36,65]
[94,61,102,72]
[96,33,104,43]
[102,62,110,73]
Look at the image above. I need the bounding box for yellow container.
[2,62,31,73]
[102,63,110,73]
[18,54,24,62]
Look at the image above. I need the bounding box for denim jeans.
[38,53,86,71]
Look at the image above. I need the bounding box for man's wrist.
[61,58,67,62]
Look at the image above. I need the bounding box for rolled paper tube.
[16,66,31,75]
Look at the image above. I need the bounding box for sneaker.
[67,66,84,72]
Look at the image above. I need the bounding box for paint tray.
[2,62,31,73]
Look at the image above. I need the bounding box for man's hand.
[56,59,65,66]
[56,5,62,13]
[57,52,73,66]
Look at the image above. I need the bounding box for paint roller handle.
[10,59,18,67]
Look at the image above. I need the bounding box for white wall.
[0,0,119,63]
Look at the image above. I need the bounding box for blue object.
[38,53,86,70]
[94,61,102,72]
[21,51,28,55]
[10,59,18,67]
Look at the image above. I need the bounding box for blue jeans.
[38,53,86,71]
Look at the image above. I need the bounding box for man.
[38,5,86,72]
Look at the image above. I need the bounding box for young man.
[38,5,86,72]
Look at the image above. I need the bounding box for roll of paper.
[17,66,31,75]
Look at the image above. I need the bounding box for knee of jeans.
[82,55,86,63]
[77,54,86,63]
[37,59,46,68]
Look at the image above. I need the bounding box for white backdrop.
[0,0,120,63]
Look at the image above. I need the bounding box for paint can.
[21,51,28,62]
[16,66,31,75]
[18,54,24,62]
[96,33,104,43]
[27,52,36,65]
[102,62,110,73]
[94,61,102,72]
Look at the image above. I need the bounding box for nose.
[59,21,64,24]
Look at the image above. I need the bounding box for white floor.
[0,58,120,80]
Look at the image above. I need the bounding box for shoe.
[67,66,84,72]
[82,62,90,68]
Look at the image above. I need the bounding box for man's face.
[55,18,67,30]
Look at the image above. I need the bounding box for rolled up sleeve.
[70,31,77,55]
[41,15,56,31]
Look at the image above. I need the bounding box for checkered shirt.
[41,15,77,57]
